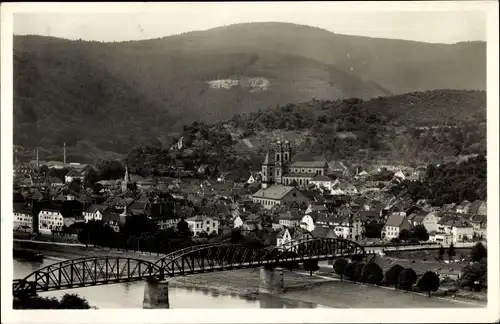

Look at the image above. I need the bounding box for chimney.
[63,143,66,164]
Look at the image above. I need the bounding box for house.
[354,170,370,180]
[300,212,318,232]
[422,211,440,233]
[47,161,66,169]
[381,213,412,241]
[329,215,364,241]
[309,175,338,191]
[233,215,244,228]
[38,206,65,233]
[251,184,309,209]
[467,200,487,216]
[310,226,337,239]
[468,214,487,240]
[330,182,358,196]
[436,214,474,244]
[48,177,64,187]
[242,214,263,231]
[455,200,471,214]
[393,170,406,180]
[406,210,430,227]
[278,210,304,228]
[83,204,110,222]
[305,204,329,215]
[64,169,85,183]
[13,203,33,231]
[186,215,220,236]
[276,227,313,249]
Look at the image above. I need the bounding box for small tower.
[274,141,283,184]
[121,165,130,193]
[261,151,273,189]
[283,140,291,163]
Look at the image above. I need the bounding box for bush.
[417,271,440,297]
[383,264,404,286]
[361,262,384,285]
[397,268,417,291]
[303,259,320,276]
[461,260,487,291]
[352,261,366,282]
[333,258,348,281]
[343,261,358,279]
[470,242,487,262]
[14,293,91,309]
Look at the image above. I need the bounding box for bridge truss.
[13,238,365,297]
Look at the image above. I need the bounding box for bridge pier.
[143,278,169,309]
[259,266,284,294]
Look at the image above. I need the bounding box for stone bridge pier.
[259,266,284,294]
[143,278,170,309]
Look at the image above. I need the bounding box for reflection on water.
[13,259,328,309]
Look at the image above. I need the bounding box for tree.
[93,182,104,194]
[417,271,440,297]
[447,243,456,261]
[333,258,348,281]
[461,261,487,291]
[14,293,91,309]
[397,268,417,291]
[343,261,358,280]
[383,264,404,287]
[303,259,320,276]
[176,218,192,237]
[438,245,445,261]
[412,224,429,241]
[83,167,100,188]
[470,242,487,262]
[352,261,366,282]
[398,229,410,241]
[68,178,82,193]
[361,262,384,285]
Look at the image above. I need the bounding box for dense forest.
[13,23,485,161]
[401,155,487,205]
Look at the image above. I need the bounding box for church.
[261,140,329,189]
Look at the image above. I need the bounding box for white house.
[83,204,108,222]
[278,210,304,228]
[300,213,316,232]
[330,182,358,196]
[38,208,64,233]
[309,175,338,191]
[381,213,412,241]
[186,215,220,236]
[437,214,474,244]
[233,215,244,228]
[330,216,364,240]
[393,170,406,180]
[64,169,85,184]
[422,211,441,234]
[13,205,33,231]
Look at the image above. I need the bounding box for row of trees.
[14,293,91,309]
[332,258,440,297]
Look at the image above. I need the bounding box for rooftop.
[252,184,298,200]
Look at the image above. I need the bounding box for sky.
[11,2,488,44]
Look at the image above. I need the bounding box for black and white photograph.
[1,1,499,323]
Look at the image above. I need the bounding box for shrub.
[333,258,348,281]
[361,262,384,285]
[383,264,404,286]
[303,259,320,276]
[397,268,417,291]
[417,271,440,297]
[343,261,358,279]
[470,242,487,262]
[352,261,366,282]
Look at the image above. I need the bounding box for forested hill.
[13,22,486,161]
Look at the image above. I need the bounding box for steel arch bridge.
[13,238,365,297]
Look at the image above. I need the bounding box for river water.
[14,259,328,309]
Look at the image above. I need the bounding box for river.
[13,258,329,309]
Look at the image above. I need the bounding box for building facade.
[186,215,220,236]
[261,141,328,189]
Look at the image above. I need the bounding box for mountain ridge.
[13,22,487,162]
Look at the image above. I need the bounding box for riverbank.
[13,239,485,308]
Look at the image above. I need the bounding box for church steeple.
[261,150,273,189]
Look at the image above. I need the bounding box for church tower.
[121,165,130,193]
[261,151,273,189]
[283,140,291,163]
[274,141,283,184]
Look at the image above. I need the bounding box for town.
[13,141,487,247]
